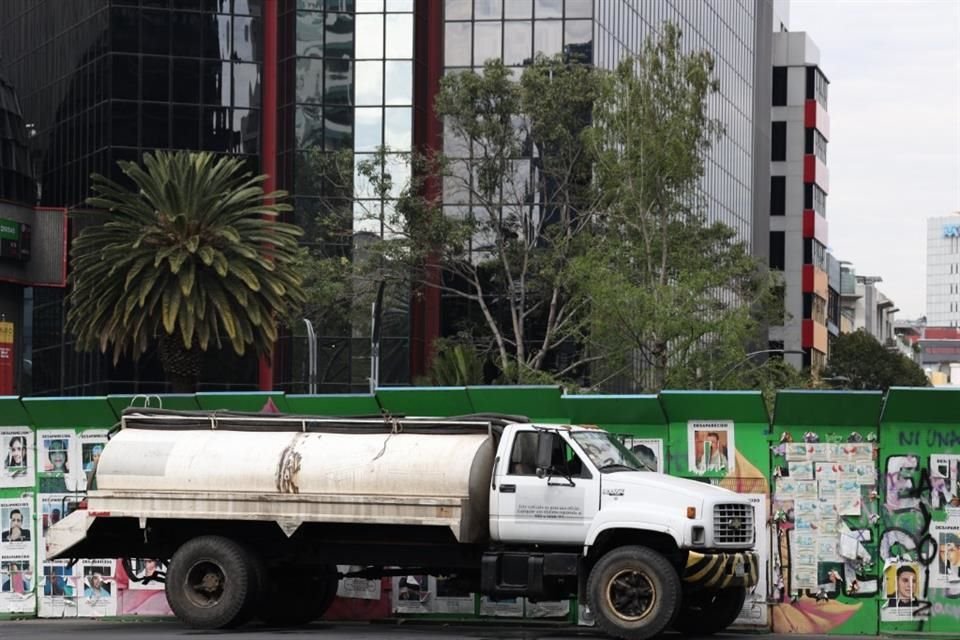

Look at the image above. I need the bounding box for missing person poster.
[0,553,35,613]
[78,430,108,492]
[688,420,735,475]
[37,430,80,494]
[393,574,431,614]
[1,429,33,488]
[1,499,32,546]
[38,561,78,618]
[621,437,663,473]
[932,522,960,588]
[429,575,476,614]
[880,559,928,621]
[78,559,117,617]
[335,565,381,601]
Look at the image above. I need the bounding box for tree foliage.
[302,24,781,392]
[823,330,929,390]
[68,151,307,391]
[573,23,775,391]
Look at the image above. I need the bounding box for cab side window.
[508,432,538,476]
[508,432,590,479]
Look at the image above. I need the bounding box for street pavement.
[0,619,874,640]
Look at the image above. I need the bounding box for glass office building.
[0,0,772,395]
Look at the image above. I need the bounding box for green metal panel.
[878,387,960,635]
[562,394,666,426]
[880,386,960,424]
[285,394,381,416]
[376,387,472,417]
[0,397,30,425]
[659,391,770,481]
[770,391,881,636]
[659,390,769,424]
[195,392,290,413]
[465,385,566,422]
[106,394,201,415]
[774,390,883,427]
[21,397,117,428]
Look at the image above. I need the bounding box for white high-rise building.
[926,213,960,326]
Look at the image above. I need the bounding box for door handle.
[500,484,516,493]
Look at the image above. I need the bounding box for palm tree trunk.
[158,333,203,393]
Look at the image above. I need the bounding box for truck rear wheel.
[673,586,746,635]
[258,564,339,626]
[587,545,680,640]
[165,536,258,629]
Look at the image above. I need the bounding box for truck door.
[494,429,598,544]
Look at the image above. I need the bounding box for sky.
[788,0,960,319]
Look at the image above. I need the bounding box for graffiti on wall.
[879,440,960,625]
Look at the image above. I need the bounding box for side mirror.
[535,432,554,476]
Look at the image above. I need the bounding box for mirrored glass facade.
[442,0,760,251]
[0,0,265,395]
[277,0,414,391]
[0,75,33,204]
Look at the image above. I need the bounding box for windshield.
[571,431,653,472]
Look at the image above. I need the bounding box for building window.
[770,231,785,270]
[803,183,827,217]
[804,128,827,164]
[772,66,787,106]
[803,239,827,270]
[772,121,786,161]
[770,175,785,216]
[805,66,829,107]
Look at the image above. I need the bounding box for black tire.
[258,564,339,627]
[165,536,259,629]
[587,546,681,640]
[672,587,747,636]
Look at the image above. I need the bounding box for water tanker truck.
[46,408,758,640]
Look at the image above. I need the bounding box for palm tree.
[67,151,307,392]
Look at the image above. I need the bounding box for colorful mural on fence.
[768,391,883,635]
[8,385,960,639]
[877,388,960,634]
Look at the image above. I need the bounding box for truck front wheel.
[672,587,746,635]
[165,536,259,629]
[587,545,681,640]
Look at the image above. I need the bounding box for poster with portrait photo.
[930,454,960,515]
[38,561,78,618]
[335,565,381,600]
[37,430,80,494]
[0,553,35,614]
[931,523,960,588]
[393,574,431,614]
[1,428,33,488]
[429,575,476,614]
[1,499,33,547]
[687,421,735,475]
[78,430,108,492]
[127,558,166,590]
[78,559,116,617]
[880,560,928,621]
[621,437,663,473]
[39,494,69,541]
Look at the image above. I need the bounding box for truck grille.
[713,503,754,546]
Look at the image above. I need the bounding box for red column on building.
[0,320,14,395]
[258,0,279,391]
[409,0,443,378]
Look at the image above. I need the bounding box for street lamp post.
[710,349,805,390]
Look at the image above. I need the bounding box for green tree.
[337,56,603,383]
[823,329,929,390]
[575,23,775,391]
[68,151,307,392]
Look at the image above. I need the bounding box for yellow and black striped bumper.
[682,550,759,589]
